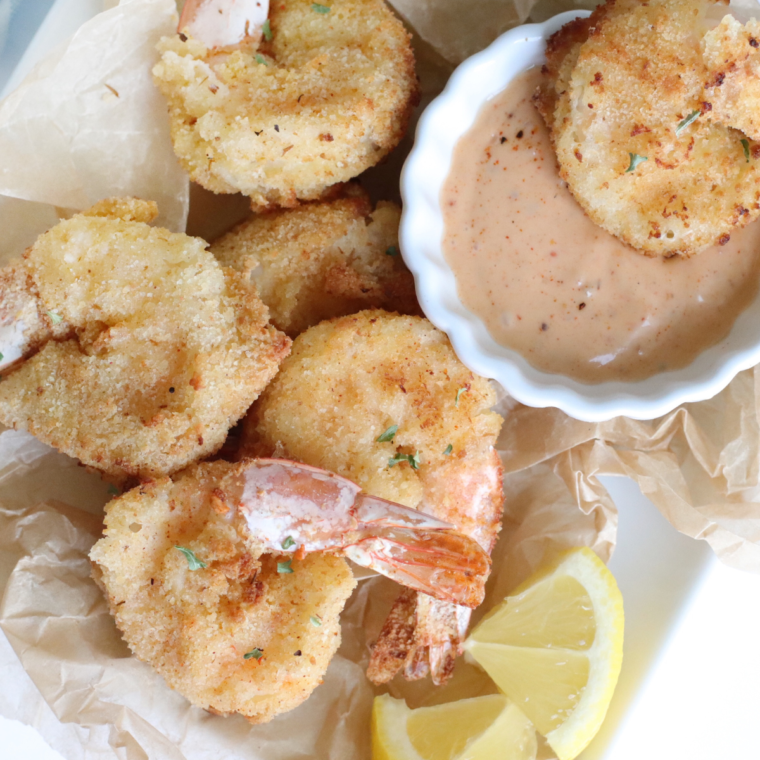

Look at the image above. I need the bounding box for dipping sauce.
[441,68,760,383]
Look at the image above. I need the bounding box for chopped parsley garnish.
[443,444,453,456]
[282,536,296,550]
[255,54,268,65]
[675,110,700,136]
[0,352,3,362]
[244,648,264,660]
[262,19,272,41]
[625,153,648,173]
[385,245,399,257]
[388,451,421,470]
[455,387,467,407]
[107,484,120,496]
[312,3,331,12]
[278,559,294,574]
[376,424,398,443]
[47,311,63,324]
[310,615,322,627]
[175,546,207,570]
[742,138,751,163]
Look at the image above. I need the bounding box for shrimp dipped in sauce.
[153,0,419,208]
[90,458,490,723]
[243,310,505,685]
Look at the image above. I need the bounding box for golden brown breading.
[153,0,419,208]
[90,460,356,724]
[542,0,760,257]
[211,190,419,336]
[0,198,289,481]
[244,310,503,542]
[703,15,760,141]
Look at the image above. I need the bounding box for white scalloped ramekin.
[400,10,760,422]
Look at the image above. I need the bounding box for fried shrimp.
[243,310,504,684]
[90,458,491,722]
[702,15,760,142]
[540,0,760,257]
[0,198,289,481]
[211,189,418,337]
[153,0,419,208]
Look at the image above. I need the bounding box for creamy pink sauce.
[441,68,760,383]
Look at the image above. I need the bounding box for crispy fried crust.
[244,310,503,517]
[542,0,760,257]
[211,189,419,336]
[0,198,290,481]
[703,15,760,141]
[90,460,356,724]
[153,0,420,207]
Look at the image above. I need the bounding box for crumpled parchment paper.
[2,0,760,758]
[0,0,188,254]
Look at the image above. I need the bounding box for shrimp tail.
[367,593,472,686]
[343,527,489,608]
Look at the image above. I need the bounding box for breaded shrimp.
[243,310,504,684]
[702,15,760,141]
[90,458,491,722]
[153,0,419,208]
[0,198,289,481]
[211,188,419,336]
[541,0,760,257]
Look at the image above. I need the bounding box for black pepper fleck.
[541,322,548,331]
[179,32,188,42]
[169,387,175,393]
[579,302,586,310]
[274,124,280,132]
[500,136,507,144]
[294,650,302,656]
[751,37,759,48]
[516,130,524,139]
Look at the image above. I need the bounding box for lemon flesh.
[464,548,624,760]
[372,693,537,760]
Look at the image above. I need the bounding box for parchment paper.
[2,0,760,758]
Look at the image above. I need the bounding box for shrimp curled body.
[153,0,419,208]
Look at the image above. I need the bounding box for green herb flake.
[175,546,207,570]
[107,484,120,496]
[376,424,398,443]
[0,352,4,362]
[388,451,421,470]
[312,3,331,12]
[282,536,296,550]
[255,53,268,65]
[277,559,294,574]
[244,648,264,660]
[310,615,322,627]
[742,138,751,163]
[47,311,63,325]
[625,153,648,173]
[675,110,700,136]
[385,245,399,257]
[443,444,453,456]
[455,387,467,407]
[262,19,272,41]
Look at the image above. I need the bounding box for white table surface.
[2,2,760,758]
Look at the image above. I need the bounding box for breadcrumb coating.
[90,460,356,724]
[211,189,419,336]
[153,0,419,207]
[0,198,289,481]
[244,310,503,540]
[540,0,760,257]
[703,15,760,141]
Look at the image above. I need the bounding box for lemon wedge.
[463,547,624,760]
[372,692,537,760]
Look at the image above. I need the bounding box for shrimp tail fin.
[367,592,471,686]
[342,527,489,607]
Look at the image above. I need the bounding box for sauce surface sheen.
[441,68,760,383]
